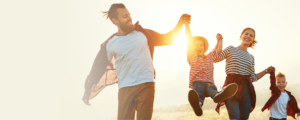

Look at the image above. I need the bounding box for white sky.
[1,0,300,120]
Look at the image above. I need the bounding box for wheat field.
[111,104,300,120]
[151,105,300,120]
[111,85,300,120]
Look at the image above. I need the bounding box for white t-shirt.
[106,30,155,89]
[269,92,290,119]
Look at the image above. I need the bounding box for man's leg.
[135,82,155,120]
[118,86,137,120]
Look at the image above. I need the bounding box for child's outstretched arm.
[184,21,193,53]
[269,70,277,94]
[214,33,223,55]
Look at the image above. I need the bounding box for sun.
[173,29,188,52]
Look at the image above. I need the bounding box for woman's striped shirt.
[214,45,258,82]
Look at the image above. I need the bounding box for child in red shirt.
[184,20,238,116]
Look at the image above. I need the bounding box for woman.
[214,28,275,120]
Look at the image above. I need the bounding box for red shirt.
[187,50,218,88]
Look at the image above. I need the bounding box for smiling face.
[112,8,135,34]
[194,40,205,55]
[276,76,287,92]
[240,29,255,47]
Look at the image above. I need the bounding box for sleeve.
[251,74,258,82]
[207,50,218,61]
[214,46,231,63]
[289,95,300,114]
[106,44,114,61]
[251,57,258,82]
[145,29,177,46]
[269,72,277,94]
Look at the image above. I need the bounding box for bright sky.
[1,0,300,120]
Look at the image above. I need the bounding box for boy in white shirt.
[262,71,300,120]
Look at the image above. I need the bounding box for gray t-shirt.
[106,30,155,89]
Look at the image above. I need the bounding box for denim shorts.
[192,81,218,106]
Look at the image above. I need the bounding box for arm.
[151,14,191,46]
[251,66,275,83]
[185,22,193,53]
[256,66,275,80]
[214,46,231,63]
[269,72,277,94]
[206,34,222,61]
[214,33,223,55]
[184,21,194,65]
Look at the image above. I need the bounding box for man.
[82,3,190,120]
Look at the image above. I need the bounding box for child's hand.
[266,66,275,73]
[297,112,300,117]
[216,33,223,41]
[180,14,191,25]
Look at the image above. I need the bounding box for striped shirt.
[214,45,258,82]
[187,50,218,88]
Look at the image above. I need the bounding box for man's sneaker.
[213,83,238,103]
[188,90,203,116]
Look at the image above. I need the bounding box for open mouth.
[278,86,285,89]
[244,38,251,42]
[196,49,203,52]
[127,20,133,24]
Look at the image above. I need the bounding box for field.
[151,103,300,120]
[112,84,300,120]
[150,84,300,120]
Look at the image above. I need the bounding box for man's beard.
[119,20,135,34]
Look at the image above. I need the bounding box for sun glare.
[173,30,188,51]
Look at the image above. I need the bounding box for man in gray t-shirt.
[107,30,155,89]
[84,3,190,120]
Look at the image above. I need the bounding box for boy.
[262,71,300,120]
[184,21,238,116]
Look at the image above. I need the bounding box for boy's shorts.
[192,81,218,106]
